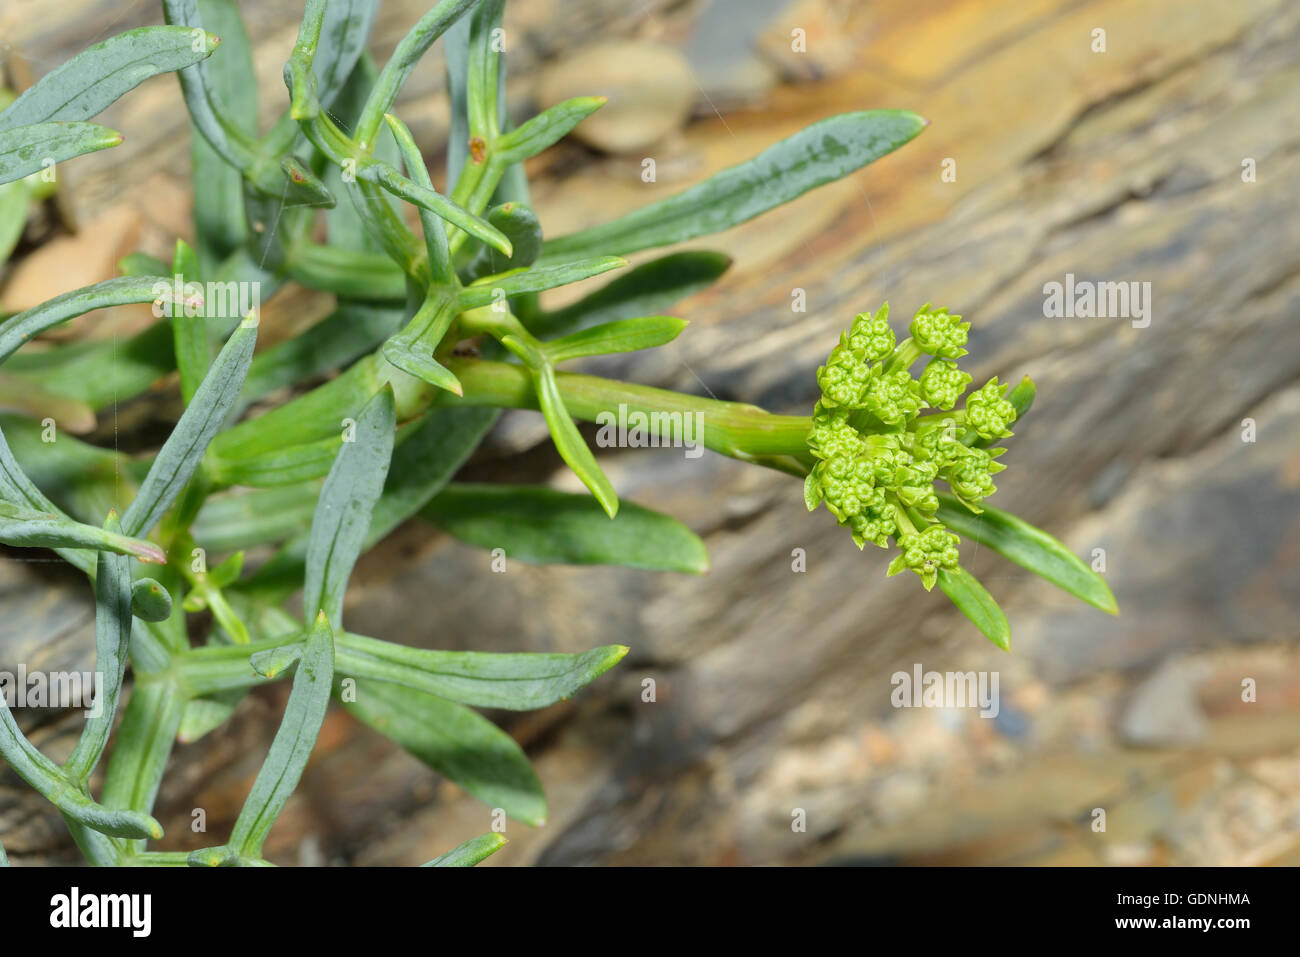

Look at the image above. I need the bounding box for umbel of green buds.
[805,303,1016,590]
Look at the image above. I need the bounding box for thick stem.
[446,358,812,460]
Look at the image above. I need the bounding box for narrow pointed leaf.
[457,257,626,310]
[936,565,1010,651]
[355,0,481,146]
[0,26,220,131]
[170,239,210,404]
[0,500,164,561]
[302,386,395,629]
[0,121,121,185]
[0,276,164,363]
[228,614,335,858]
[421,483,707,573]
[529,251,731,339]
[207,432,343,488]
[190,0,256,268]
[122,321,257,536]
[495,96,606,165]
[341,680,546,826]
[383,112,454,283]
[936,495,1117,614]
[541,109,926,262]
[338,631,628,710]
[422,833,506,867]
[313,0,380,111]
[64,520,136,784]
[366,158,511,257]
[501,336,618,518]
[543,316,686,363]
[381,338,462,395]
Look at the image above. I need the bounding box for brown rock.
[536,41,695,154]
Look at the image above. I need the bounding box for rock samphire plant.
[0,0,1115,867]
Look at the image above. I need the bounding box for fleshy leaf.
[121,321,257,537]
[422,833,507,867]
[341,680,547,826]
[936,565,1011,651]
[338,630,628,710]
[541,109,926,262]
[420,483,707,573]
[0,26,220,131]
[936,495,1117,614]
[302,386,395,629]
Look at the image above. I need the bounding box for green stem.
[446,358,812,460]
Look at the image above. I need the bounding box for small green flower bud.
[942,445,999,502]
[862,368,923,426]
[909,304,970,359]
[846,303,896,364]
[964,376,1017,441]
[807,407,865,461]
[907,420,964,470]
[820,456,876,520]
[847,499,898,549]
[816,338,874,409]
[887,524,960,591]
[918,357,972,411]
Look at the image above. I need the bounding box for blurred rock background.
[1,0,1298,865]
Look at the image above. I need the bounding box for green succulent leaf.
[936,495,1117,614]
[457,256,626,310]
[121,321,257,537]
[169,239,211,404]
[354,0,482,147]
[422,832,507,867]
[541,109,927,262]
[420,483,707,573]
[528,250,731,340]
[542,315,687,363]
[63,522,136,784]
[190,0,254,270]
[338,631,628,711]
[0,26,220,131]
[381,337,463,396]
[302,386,395,629]
[936,565,1011,651]
[501,336,619,519]
[0,275,168,364]
[207,432,344,488]
[341,680,547,826]
[227,613,335,858]
[494,96,606,165]
[0,500,164,562]
[382,111,454,283]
